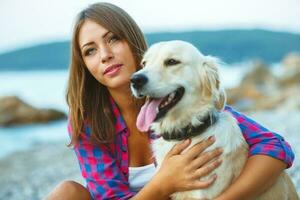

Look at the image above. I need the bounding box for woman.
[45,2,294,200]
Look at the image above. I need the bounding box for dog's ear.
[215,88,226,110]
[200,55,220,96]
[200,56,225,110]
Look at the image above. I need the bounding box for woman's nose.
[100,45,114,63]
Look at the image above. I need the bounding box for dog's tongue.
[137,98,163,132]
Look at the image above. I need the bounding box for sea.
[0,64,251,158]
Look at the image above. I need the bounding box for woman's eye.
[108,35,120,44]
[84,48,96,56]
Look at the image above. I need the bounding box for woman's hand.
[153,136,223,196]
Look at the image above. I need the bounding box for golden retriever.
[130,40,298,200]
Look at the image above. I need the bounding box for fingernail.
[208,135,215,141]
[182,139,190,144]
[217,147,223,153]
[209,174,217,182]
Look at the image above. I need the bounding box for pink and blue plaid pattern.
[68,100,294,200]
[225,106,294,166]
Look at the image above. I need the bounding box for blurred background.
[0,0,299,199]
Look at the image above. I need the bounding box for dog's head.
[131,40,225,132]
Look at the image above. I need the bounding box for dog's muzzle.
[130,73,148,90]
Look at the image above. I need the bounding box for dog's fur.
[131,40,298,200]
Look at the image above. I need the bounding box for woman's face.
[78,19,137,90]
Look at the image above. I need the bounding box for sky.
[0,0,300,53]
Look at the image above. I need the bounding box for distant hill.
[0,42,70,71]
[0,29,300,71]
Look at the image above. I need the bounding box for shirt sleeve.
[225,106,295,168]
[68,121,136,200]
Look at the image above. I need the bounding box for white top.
[128,163,156,192]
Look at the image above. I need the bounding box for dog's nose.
[130,74,148,89]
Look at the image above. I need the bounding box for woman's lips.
[103,64,123,76]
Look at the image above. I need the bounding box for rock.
[226,87,284,111]
[241,60,278,92]
[226,60,282,111]
[280,52,300,87]
[276,86,300,111]
[226,85,266,109]
[282,52,300,71]
[279,70,300,87]
[0,96,67,127]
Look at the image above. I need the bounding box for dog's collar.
[161,111,219,141]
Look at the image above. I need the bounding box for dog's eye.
[164,58,180,66]
[141,61,146,68]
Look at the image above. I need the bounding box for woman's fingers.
[193,158,222,179]
[160,135,223,193]
[191,174,218,190]
[184,136,215,160]
[166,139,191,157]
[190,147,223,170]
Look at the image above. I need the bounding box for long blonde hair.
[66,2,147,146]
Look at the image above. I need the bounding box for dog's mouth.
[156,87,185,120]
[136,87,185,132]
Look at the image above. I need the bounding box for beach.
[0,141,83,200]
[0,110,299,200]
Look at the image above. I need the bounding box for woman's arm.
[225,106,294,168]
[215,155,286,200]
[69,122,137,200]
[219,106,295,200]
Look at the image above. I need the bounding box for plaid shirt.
[68,100,294,200]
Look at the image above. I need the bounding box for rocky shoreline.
[0,141,84,200]
[0,110,299,200]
